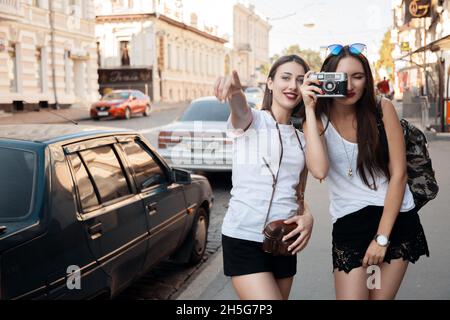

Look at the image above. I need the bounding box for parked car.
[0,124,213,299]
[157,96,255,172]
[90,90,151,120]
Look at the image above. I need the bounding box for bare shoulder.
[380,97,399,122]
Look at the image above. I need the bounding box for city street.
[1,102,449,300]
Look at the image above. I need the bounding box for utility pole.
[49,0,60,109]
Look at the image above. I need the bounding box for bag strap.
[261,116,307,232]
[375,96,390,164]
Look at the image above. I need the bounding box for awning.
[398,34,450,60]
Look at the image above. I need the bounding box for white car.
[157,96,255,172]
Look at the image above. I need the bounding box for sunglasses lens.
[328,45,343,55]
[350,43,367,55]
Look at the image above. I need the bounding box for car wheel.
[188,207,209,265]
[124,107,131,120]
[143,104,151,117]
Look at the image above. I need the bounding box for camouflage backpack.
[376,98,439,210]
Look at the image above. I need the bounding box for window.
[64,50,71,94]
[80,146,130,203]
[168,43,172,69]
[36,48,43,93]
[185,48,188,72]
[96,41,101,67]
[0,147,36,220]
[177,46,181,70]
[120,41,130,66]
[7,43,17,92]
[69,153,99,211]
[121,140,167,190]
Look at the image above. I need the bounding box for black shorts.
[332,205,430,273]
[222,234,297,279]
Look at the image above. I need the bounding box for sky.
[181,0,394,62]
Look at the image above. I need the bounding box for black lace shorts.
[222,234,297,279]
[332,205,429,273]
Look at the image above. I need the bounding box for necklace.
[332,121,356,178]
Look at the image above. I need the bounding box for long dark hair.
[261,55,310,118]
[316,46,390,190]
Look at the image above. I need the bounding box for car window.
[102,92,129,100]
[121,140,167,190]
[180,100,231,122]
[134,92,145,99]
[68,153,100,211]
[0,147,35,220]
[80,145,131,203]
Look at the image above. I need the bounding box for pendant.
[348,168,353,177]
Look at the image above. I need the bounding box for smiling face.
[267,61,305,112]
[334,56,366,106]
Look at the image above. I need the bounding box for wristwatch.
[374,234,390,247]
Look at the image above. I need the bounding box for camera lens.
[323,81,336,92]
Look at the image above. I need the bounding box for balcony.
[0,0,24,21]
[236,43,252,52]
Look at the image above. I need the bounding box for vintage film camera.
[309,72,348,98]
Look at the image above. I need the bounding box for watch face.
[377,235,388,246]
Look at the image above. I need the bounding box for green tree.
[270,45,323,71]
[376,30,395,81]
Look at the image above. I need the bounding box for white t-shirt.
[221,108,306,243]
[321,115,415,223]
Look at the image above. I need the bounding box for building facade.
[95,0,227,102]
[232,2,271,87]
[0,0,99,112]
[391,0,450,131]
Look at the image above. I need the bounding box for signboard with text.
[405,0,431,23]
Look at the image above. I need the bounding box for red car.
[91,90,151,120]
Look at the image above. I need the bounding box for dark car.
[91,90,151,120]
[0,124,213,299]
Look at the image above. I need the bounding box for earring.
[269,90,272,94]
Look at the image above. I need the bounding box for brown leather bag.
[262,167,308,256]
[260,117,308,256]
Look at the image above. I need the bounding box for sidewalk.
[0,101,187,125]
[392,100,450,141]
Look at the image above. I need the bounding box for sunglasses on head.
[327,43,367,56]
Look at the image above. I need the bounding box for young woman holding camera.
[214,55,328,300]
[299,44,429,299]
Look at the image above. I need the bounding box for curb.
[174,248,224,300]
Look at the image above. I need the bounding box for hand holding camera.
[299,71,324,110]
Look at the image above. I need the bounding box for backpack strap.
[375,96,390,164]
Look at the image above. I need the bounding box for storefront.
[98,67,153,100]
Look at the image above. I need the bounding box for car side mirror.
[171,168,192,185]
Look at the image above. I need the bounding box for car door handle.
[88,223,103,240]
[147,202,157,216]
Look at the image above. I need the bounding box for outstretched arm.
[214,70,252,131]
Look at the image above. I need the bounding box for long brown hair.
[316,46,390,190]
[261,55,310,118]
